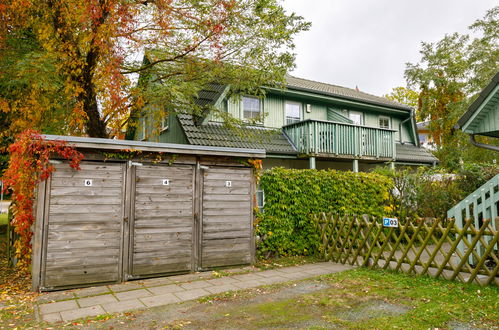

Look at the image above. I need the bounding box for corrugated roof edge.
[42,135,266,158]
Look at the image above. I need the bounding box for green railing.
[283,119,396,159]
[447,174,499,263]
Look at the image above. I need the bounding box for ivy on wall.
[256,167,393,258]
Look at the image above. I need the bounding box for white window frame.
[378,115,391,129]
[349,111,364,125]
[285,101,302,125]
[139,117,147,141]
[161,115,169,132]
[241,96,262,122]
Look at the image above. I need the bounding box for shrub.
[256,167,393,258]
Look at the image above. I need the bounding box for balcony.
[283,119,396,160]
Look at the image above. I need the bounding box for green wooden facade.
[134,75,436,169]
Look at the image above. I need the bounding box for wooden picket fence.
[312,213,499,286]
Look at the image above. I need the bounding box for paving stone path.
[37,262,352,323]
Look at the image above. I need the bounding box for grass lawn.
[0,213,8,226]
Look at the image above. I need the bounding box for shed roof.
[456,71,499,137]
[43,135,266,158]
[395,143,438,164]
[177,114,296,154]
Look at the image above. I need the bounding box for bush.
[256,167,393,258]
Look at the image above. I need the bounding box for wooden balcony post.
[352,159,359,173]
[309,156,316,169]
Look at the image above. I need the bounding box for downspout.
[469,134,499,152]
[399,110,413,144]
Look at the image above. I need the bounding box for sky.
[281,0,497,97]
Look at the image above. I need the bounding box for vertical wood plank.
[31,180,47,291]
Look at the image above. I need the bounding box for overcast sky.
[281,0,496,97]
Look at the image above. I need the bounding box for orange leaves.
[2,130,83,268]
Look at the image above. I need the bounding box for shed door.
[130,164,194,277]
[201,167,253,268]
[42,162,125,289]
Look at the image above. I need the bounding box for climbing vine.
[1,130,83,268]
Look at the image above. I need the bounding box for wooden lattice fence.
[312,213,499,286]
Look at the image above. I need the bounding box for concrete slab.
[232,279,263,289]
[175,288,210,301]
[78,294,118,308]
[41,312,62,323]
[60,305,106,322]
[205,277,241,286]
[115,289,152,301]
[140,293,181,307]
[37,291,75,304]
[73,286,111,298]
[39,300,78,314]
[102,299,146,314]
[140,277,174,287]
[108,282,145,293]
[256,270,287,278]
[180,280,212,290]
[205,284,238,294]
[147,284,185,295]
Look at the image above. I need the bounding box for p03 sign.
[383,217,398,228]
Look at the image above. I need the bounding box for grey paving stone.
[39,300,78,314]
[256,270,287,278]
[205,284,238,294]
[140,293,180,307]
[102,299,146,314]
[147,284,185,295]
[168,273,203,283]
[108,282,145,292]
[276,266,306,274]
[60,305,106,322]
[41,312,62,323]
[302,268,332,276]
[140,277,174,287]
[174,288,210,301]
[279,272,309,280]
[78,294,118,308]
[232,279,263,289]
[37,291,75,304]
[180,280,212,290]
[205,277,241,286]
[115,289,152,301]
[257,276,289,285]
[73,286,111,298]
[230,273,265,281]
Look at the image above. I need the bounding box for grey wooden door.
[130,164,195,277]
[42,162,125,289]
[201,167,253,268]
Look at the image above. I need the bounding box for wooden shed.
[31,135,265,291]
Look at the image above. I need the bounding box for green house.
[456,71,499,151]
[134,75,437,171]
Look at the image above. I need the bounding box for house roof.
[395,143,438,164]
[284,75,413,112]
[456,71,499,136]
[177,114,297,154]
[195,83,227,107]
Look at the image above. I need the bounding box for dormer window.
[242,96,261,120]
[285,101,302,125]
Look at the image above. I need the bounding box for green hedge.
[256,167,393,258]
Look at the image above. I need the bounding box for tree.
[1,0,310,138]
[404,6,498,168]
[383,86,419,114]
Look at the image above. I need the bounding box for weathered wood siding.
[42,163,125,288]
[131,165,194,276]
[201,167,253,268]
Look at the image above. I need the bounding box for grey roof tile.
[284,75,412,111]
[178,114,297,154]
[396,143,438,164]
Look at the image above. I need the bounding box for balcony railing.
[283,119,396,159]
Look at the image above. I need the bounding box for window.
[378,116,390,129]
[349,111,363,125]
[161,115,169,131]
[242,96,261,121]
[285,101,302,125]
[139,117,147,141]
[256,189,265,211]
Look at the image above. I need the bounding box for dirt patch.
[337,299,411,321]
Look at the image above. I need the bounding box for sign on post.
[383,217,398,228]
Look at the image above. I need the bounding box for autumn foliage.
[2,130,83,268]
